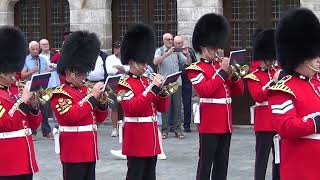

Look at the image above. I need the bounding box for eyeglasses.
[165,38,173,41]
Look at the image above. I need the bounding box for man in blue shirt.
[21,41,53,140]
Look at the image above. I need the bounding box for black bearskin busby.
[57,31,101,75]
[276,8,320,72]
[192,13,230,53]
[121,24,155,65]
[253,29,276,60]
[0,26,26,73]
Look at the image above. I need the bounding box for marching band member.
[269,8,320,180]
[50,31,108,180]
[244,29,280,180]
[117,24,169,180]
[0,26,42,180]
[186,13,244,180]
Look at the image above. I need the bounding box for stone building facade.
[0,0,319,124]
[1,0,318,49]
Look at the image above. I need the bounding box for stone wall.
[68,0,112,49]
[0,0,17,26]
[177,0,223,47]
[301,0,320,18]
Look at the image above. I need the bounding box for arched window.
[223,0,300,124]
[112,0,177,47]
[14,0,70,49]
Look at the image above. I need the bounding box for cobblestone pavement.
[32,123,272,180]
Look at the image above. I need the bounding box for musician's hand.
[220,57,232,74]
[21,81,33,103]
[152,74,165,87]
[91,82,105,99]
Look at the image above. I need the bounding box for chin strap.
[305,62,320,73]
[70,72,84,87]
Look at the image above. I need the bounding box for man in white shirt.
[39,39,60,88]
[105,41,129,137]
[87,56,105,81]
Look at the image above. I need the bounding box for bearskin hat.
[192,13,230,53]
[276,8,320,72]
[121,24,155,65]
[0,26,26,73]
[253,29,276,60]
[57,31,101,75]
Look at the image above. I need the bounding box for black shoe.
[184,128,191,133]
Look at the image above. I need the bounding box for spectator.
[154,33,191,139]
[21,41,53,140]
[39,39,60,88]
[105,41,129,137]
[173,36,197,132]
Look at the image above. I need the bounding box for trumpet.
[215,53,249,78]
[83,81,125,104]
[144,69,179,96]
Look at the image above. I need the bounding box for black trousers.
[0,174,33,180]
[62,162,96,180]
[255,132,280,180]
[126,156,157,180]
[196,133,231,180]
[32,102,51,136]
[181,74,192,130]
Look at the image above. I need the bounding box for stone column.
[0,0,18,26]
[177,0,223,47]
[68,0,112,49]
[300,0,320,18]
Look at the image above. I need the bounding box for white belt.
[302,134,320,140]
[0,128,32,139]
[200,98,232,104]
[59,124,97,132]
[255,101,268,106]
[125,116,156,123]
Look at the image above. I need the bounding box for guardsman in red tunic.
[50,31,108,180]
[243,29,280,180]
[0,26,42,180]
[269,8,320,180]
[186,13,244,180]
[117,24,169,180]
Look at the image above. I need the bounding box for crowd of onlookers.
[24,32,197,141]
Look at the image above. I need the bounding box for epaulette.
[53,85,72,98]
[243,73,260,82]
[118,75,133,91]
[269,75,296,98]
[186,62,204,72]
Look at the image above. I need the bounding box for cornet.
[144,69,179,96]
[17,80,54,106]
[215,53,249,78]
[83,81,125,104]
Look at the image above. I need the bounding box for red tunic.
[50,83,108,163]
[269,74,320,180]
[244,68,276,131]
[0,87,42,176]
[117,74,169,157]
[186,60,244,133]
